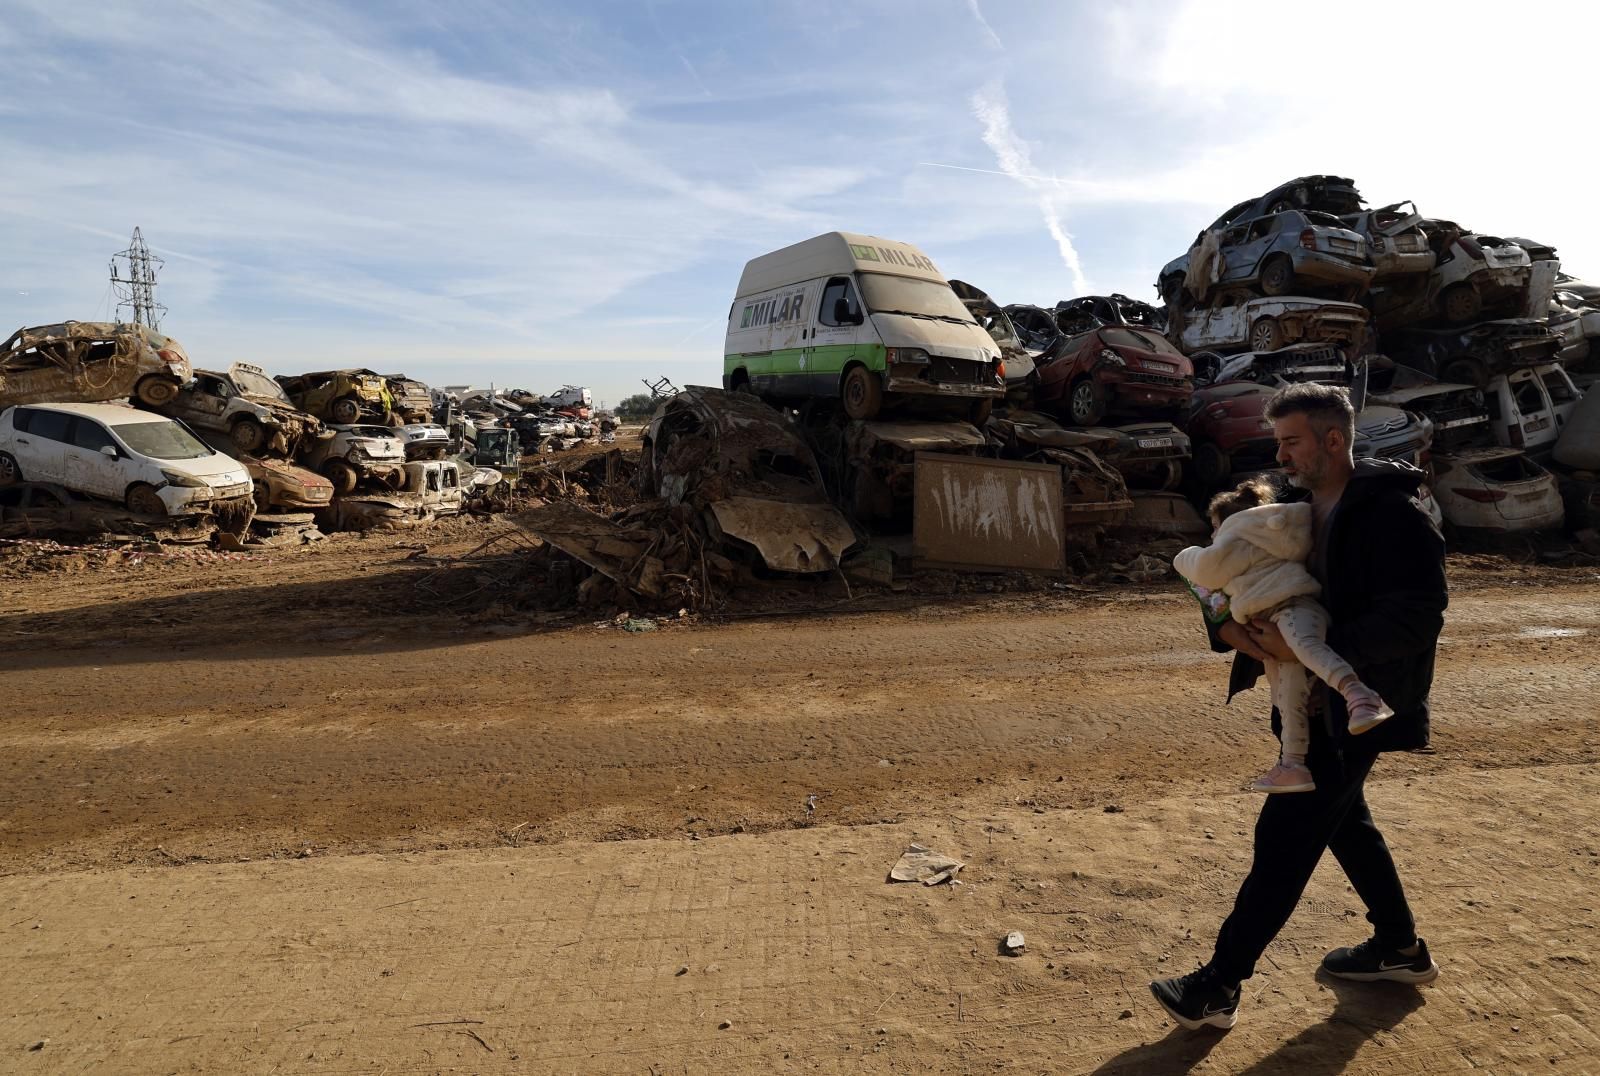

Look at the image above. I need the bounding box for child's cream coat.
[1173,502,1321,623]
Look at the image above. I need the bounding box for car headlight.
[886,347,931,364]
[1098,348,1126,367]
[160,469,206,488]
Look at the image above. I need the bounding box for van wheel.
[841,366,883,420]
[126,483,167,517]
[729,370,753,394]
[1067,377,1105,426]
[322,460,358,495]
[135,375,179,407]
[1259,255,1295,297]
[968,398,994,426]
[330,396,362,425]
[0,451,22,486]
[1440,283,1480,324]
[230,417,267,454]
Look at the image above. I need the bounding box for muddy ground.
[1,530,1597,1072]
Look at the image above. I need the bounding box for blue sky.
[3,0,1595,407]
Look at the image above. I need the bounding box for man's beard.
[1285,456,1328,489]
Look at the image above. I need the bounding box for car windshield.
[347,425,396,438]
[856,274,975,322]
[1102,328,1181,355]
[115,419,214,460]
[233,368,289,400]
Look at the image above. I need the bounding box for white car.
[0,402,251,516]
[300,423,407,494]
[1430,446,1565,533]
[397,422,451,460]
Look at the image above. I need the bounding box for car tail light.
[1452,487,1506,503]
[1508,422,1524,448]
[995,360,1005,381]
[1300,229,1317,251]
[1458,236,1484,260]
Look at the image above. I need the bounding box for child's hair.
[1207,475,1278,527]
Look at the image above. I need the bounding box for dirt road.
[1,535,1598,1071]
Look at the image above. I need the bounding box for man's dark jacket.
[1208,458,1448,759]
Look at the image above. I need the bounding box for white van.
[1484,363,1582,455]
[0,402,251,516]
[723,232,1004,422]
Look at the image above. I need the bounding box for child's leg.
[1253,659,1315,793]
[1267,658,1311,767]
[1268,599,1355,690]
[1270,598,1393,734]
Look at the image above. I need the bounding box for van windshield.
[857,274,974,323]
[115,420,214,460]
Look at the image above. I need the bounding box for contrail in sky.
[970,80,1089,294]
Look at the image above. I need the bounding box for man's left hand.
[1246,617,1296,661]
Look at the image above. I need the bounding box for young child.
[1174,476,1393,793]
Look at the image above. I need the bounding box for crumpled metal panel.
[708,495,855,574]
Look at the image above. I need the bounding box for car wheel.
[968,397,994,426]
[321,460,358,495]
[729,370,753,395]
[1249,317,1284,352]
[230,417,267,454]
[1157,459,1183,492]
[1440,283,1480,324]
[1259,255,1295,297]
[126,483,167,517]
[0,451,22,486]
[841,365,883,421]
[1068,377,1106,426]
[1191,441,1231,491]
[134,375,180,407]
[330,396,362,425]
[251,480,272,511]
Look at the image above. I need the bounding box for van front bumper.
[886,358,1004,399]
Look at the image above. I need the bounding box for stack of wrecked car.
[1,322,192,410]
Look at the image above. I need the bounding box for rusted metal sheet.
[708,495,855,573]
[912,452,1065,573]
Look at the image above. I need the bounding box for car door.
[179,374,233,430]
[1218,220,1260,284]
[13,407,70,484]
[63,416,125,499]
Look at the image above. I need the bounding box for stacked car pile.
[0,325,494,543]
[1158,175,1595,539]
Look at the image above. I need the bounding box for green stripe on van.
[724,343,887,381]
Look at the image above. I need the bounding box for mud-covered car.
[1430,447,1565,534]
[1034,325,1193,426]
[1372,223,1532,328]
[638,387,855,573]
[238,454,335,512]
[383,375,434,424]
[276,369,394,425]
[1172,296,1369,356]
[1385,319,1560,387]
[156,362,322,456]
[1,321,192,410]
[1055,294,1165,330]
[1339,201,1435,280]
[1207,175,1364,231]
[300,423,406,494]
[397,422,451,460]
[1161,210,1373,306]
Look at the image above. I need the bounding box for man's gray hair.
[1265,381,1356,449]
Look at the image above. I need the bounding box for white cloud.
[970,80,1090,295]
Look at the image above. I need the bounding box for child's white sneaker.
[1345,686,1394,735]
[1252,762,1315,794]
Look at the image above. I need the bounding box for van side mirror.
[99,445,119,458]
[833,297,861,325]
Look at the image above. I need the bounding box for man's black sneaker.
[1149,965,1239,1030]
[1321,936,1439,983]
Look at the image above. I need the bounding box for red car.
[1034,326,1193,426]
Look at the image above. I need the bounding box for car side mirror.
[99,445,119,458]
[834,298,862,325]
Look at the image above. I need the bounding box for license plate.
[1138,437,1174,448]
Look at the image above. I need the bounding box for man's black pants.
[1210,749,1418,985]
